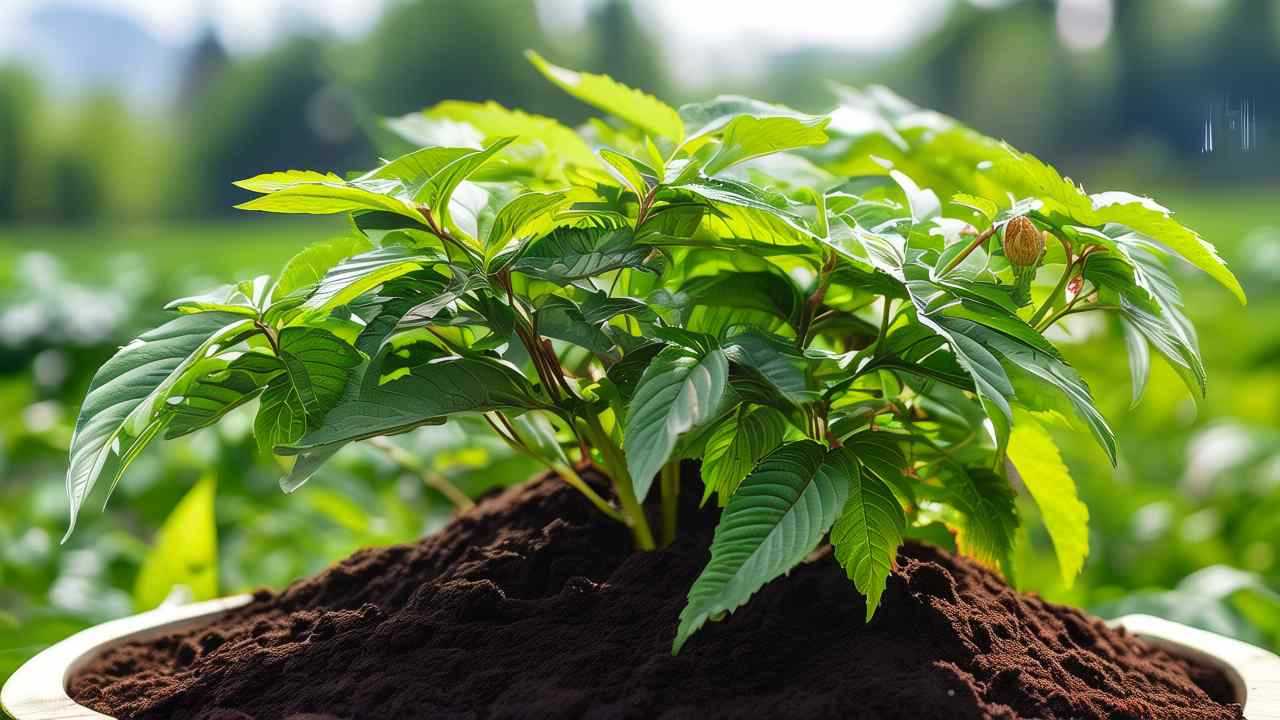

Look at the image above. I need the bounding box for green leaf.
[1090,193,1245,304]
[420,137,516,224]
[830,447,905,621]
[235,182,419,221]
[922,314,1014,442]
[527,51,683,141]
[723,330,811,405]
[423,100,598,169]
[284,356,541,452]
[536,296,614,354]
[165,281,263,317]
[165,351,283,438]
[941,463,1019,578]
[64,311,253,540]
[625,343,729,501]
[680,96,822,142]
[674,440,849,653]
[598,148,657,199]
[953,318,1116,465]
[1095,241,1207,398]
[133,475,218,610]
[485,190,574,258]
[1121,318,1151,407]
[843,431,913,502]
[281,442,345,494]
[255,374,307,454]
[701,405,789,505]
[513,227,650,283]
[272,235,375,302]
[233,169,343,193]
[303,246,437,315]
[1007,409,1088,587]
[701,115,830,175]
[276,327,362,419]
[951,193,997,221]
[359,145,472,197]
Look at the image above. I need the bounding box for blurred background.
[1,0,1277,683]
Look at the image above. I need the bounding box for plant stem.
[369,436,474,511]
[1037,298,1117,330]
[940,226,997,276]
[659,462,680,546]
[798,252,837,348]
[551,462,626,523]
[580,414,656,551]
[1029,259,1078,328]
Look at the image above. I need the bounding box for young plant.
[63,52,1244,654]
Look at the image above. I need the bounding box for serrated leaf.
[255,375,307,454]
[527,51,683,141]
[941,463,1019,578]
[165,282,262,317]
[830,446,905,621]
[843,431,913,502]
[303,246,437,315]
[680,95,822,142]
[272,235,375,303]
[723,330,811,405]
[702,114,830,176]
[1007,409,1088,587]
[233,169,344,193]
[674,441,848,653]
[954,318,1116,465]
[598,148,657,200]
[420,137,516,225]
[536,296,614,354]
[165,351,283,438]
[484,190,574,258]
[64,311,253,539]
[1090,194,1245,304]
[358,145,472,199]
[424,100,598,169]
[701,404,789,505]
[276,327,362,419]
[625,344,729,501]
[513,227,649,283]
[283,356,541,452]
[235,182,419,221]
[952,193,997,221]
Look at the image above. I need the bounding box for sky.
[0,0,389,53]
[0,0,955,57]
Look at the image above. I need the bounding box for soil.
[71,470,1244,720]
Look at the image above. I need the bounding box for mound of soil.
[71,471,1243,720]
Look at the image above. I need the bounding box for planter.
[5,604,1277,720]
[6,479,1272,720]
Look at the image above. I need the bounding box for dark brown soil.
[71,471,1244,720]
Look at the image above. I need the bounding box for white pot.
[3,600,1277,719]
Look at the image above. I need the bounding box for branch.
[939,225,997,276]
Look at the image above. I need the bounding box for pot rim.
[2,594,253,720]
[3,602,1276,719]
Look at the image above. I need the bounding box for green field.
[0,218,347,285]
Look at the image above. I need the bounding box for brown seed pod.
[1002,216,1044,268]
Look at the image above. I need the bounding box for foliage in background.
[61,52,1243,654]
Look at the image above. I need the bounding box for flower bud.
[1002,216,1044,267]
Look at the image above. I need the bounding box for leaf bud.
[1002,216,1044,268]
